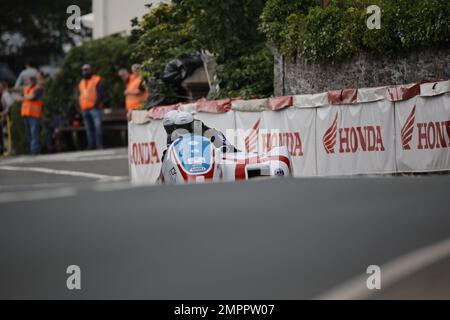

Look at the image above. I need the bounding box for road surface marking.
[0,182,67,191]
[0,148,128,165]
[0,165,127,181]
[317,237,450,300]
[70,154,128,162]
[0,187,77,203]
[0,154,128,164]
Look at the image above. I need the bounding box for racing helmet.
[174,111,195,134]
[162,110,179,135]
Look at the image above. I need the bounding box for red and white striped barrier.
[128,80,450,183]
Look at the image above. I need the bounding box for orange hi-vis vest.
[79,75,102,110]
[125,74,148,110]
[21,84,43,118]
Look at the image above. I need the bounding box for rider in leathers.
[161,111,238,163]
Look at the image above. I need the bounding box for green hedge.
[260,0,450,62]
[214,45,274,99]
[10,102,28,155]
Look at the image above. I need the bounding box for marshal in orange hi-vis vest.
[125,74,148,110]
[21,84,43,118]
[79,75,102,110]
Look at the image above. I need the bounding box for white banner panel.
[128,120,166,184]
[234,109,316,177]
[316,100,396,176]
[261,109,316,177]
[395,93,450,172]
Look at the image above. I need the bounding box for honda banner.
[128,118,166,184]
[234,108,316,177]
[316,100,396,176]
[128,81,450,183]
[396,93,450,172]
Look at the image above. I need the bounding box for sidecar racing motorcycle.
[160,134,291,184]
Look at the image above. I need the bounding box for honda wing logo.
[243,118,304,156]
[401,105,416,150]
[323,112,338,154]
[245,119,260,152]
[400,105,450,150]
[322,111,385,154]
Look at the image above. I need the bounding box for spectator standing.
[78,64,104,150]
[119,64,148,121]
[21,76,43,155]
[14,61,38,90]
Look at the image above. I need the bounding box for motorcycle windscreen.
[173,135,213,175]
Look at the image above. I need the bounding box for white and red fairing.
[161,135,291,184]
[220,146,291,182]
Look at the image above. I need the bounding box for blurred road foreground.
[0,149,449,299]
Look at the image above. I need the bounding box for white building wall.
[92,0,170,39]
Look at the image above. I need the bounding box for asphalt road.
[0,148,129,192]
[0,149,450,299]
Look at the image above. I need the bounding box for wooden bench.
[58,108,128,150]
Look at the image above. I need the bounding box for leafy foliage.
[261,0,450,62]
[10,102,28,155]
[130,3,199,104]
[213,45,274,99]
[130,0,273,100]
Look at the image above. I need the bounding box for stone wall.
[273,47,450,96]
